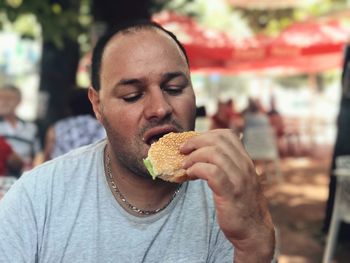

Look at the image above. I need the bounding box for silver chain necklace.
[105,152,182,215]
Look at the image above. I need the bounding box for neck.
[104,145,181,216]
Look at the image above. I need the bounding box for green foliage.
[12,14,40,39]
[0,0,348,49]
[0,0,176,48]
[321,70,342,86]
[0,0,91,48]
[240,9,295,36]
[151,0,350,43]
[242,0,348,35]
[150,0,195,14]
[159,0,253,38]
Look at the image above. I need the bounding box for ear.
[88,87,102,122]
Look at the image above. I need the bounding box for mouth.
[148,133,166,145]
[143,126,179,145]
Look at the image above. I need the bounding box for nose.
[144,89,172,120]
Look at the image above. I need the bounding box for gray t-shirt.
[0,140,233,263]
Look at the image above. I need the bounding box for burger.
[143,131,199,183]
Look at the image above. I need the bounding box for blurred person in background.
[226,98,244,133]
[242,97,270,130]
[210,99,243,133]
[210,100,227,129]
[241,98,276,176]
[44,87,106,161]
[267,95,285,156]
[0,84,41,175]
[0,136,23,176]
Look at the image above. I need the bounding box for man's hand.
[181,129,275,263]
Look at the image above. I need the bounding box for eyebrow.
[161,71,187,83]
[115,71,188,88]
[116,78,143,87]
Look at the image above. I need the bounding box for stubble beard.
[99,106,196,180]
[101,117,186,180]
[102,118,150,179]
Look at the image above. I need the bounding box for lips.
[143,125,179,145]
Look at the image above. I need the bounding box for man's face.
[0,89,20,117]
[90,28,196,178]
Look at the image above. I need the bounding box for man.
[0,84,41,174]
[0,20,275,262]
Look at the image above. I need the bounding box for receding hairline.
[102,26,188,67]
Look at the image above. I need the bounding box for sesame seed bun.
[143,131,199,183]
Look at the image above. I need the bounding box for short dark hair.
[68,88,94,117]
[91,19,189,91]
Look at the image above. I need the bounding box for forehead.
[100,28,189,82]
[105,27,185,59]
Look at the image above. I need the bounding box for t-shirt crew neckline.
[98,142,187,224]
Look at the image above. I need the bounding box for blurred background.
[0,0,350,262]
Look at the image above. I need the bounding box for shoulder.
[54,116,75,128]
[20,140,106,185]
[17,118,36,126]
[78,115,102,127]
[1,140,106,211]
[18,119,39,134]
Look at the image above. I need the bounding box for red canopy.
[269,20,349,56]
[153,12,272,71]
[220,19,350,75]
[153,12,235,68]
[153,12,350,75]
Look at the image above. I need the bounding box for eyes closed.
[121,84,187,103]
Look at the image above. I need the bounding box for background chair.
[322,155,350,263]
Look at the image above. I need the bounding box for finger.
[186,142,259,185]
[182,133,254,180]
[179,129,231,153]
[183,144,249,196]
[186,162,235,197]
[183,145,234,173]
[181,129,247,159]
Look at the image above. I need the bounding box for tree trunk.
[92,0,151,26]
[37,38,80,144]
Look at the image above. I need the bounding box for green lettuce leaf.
[143,158,157,180]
